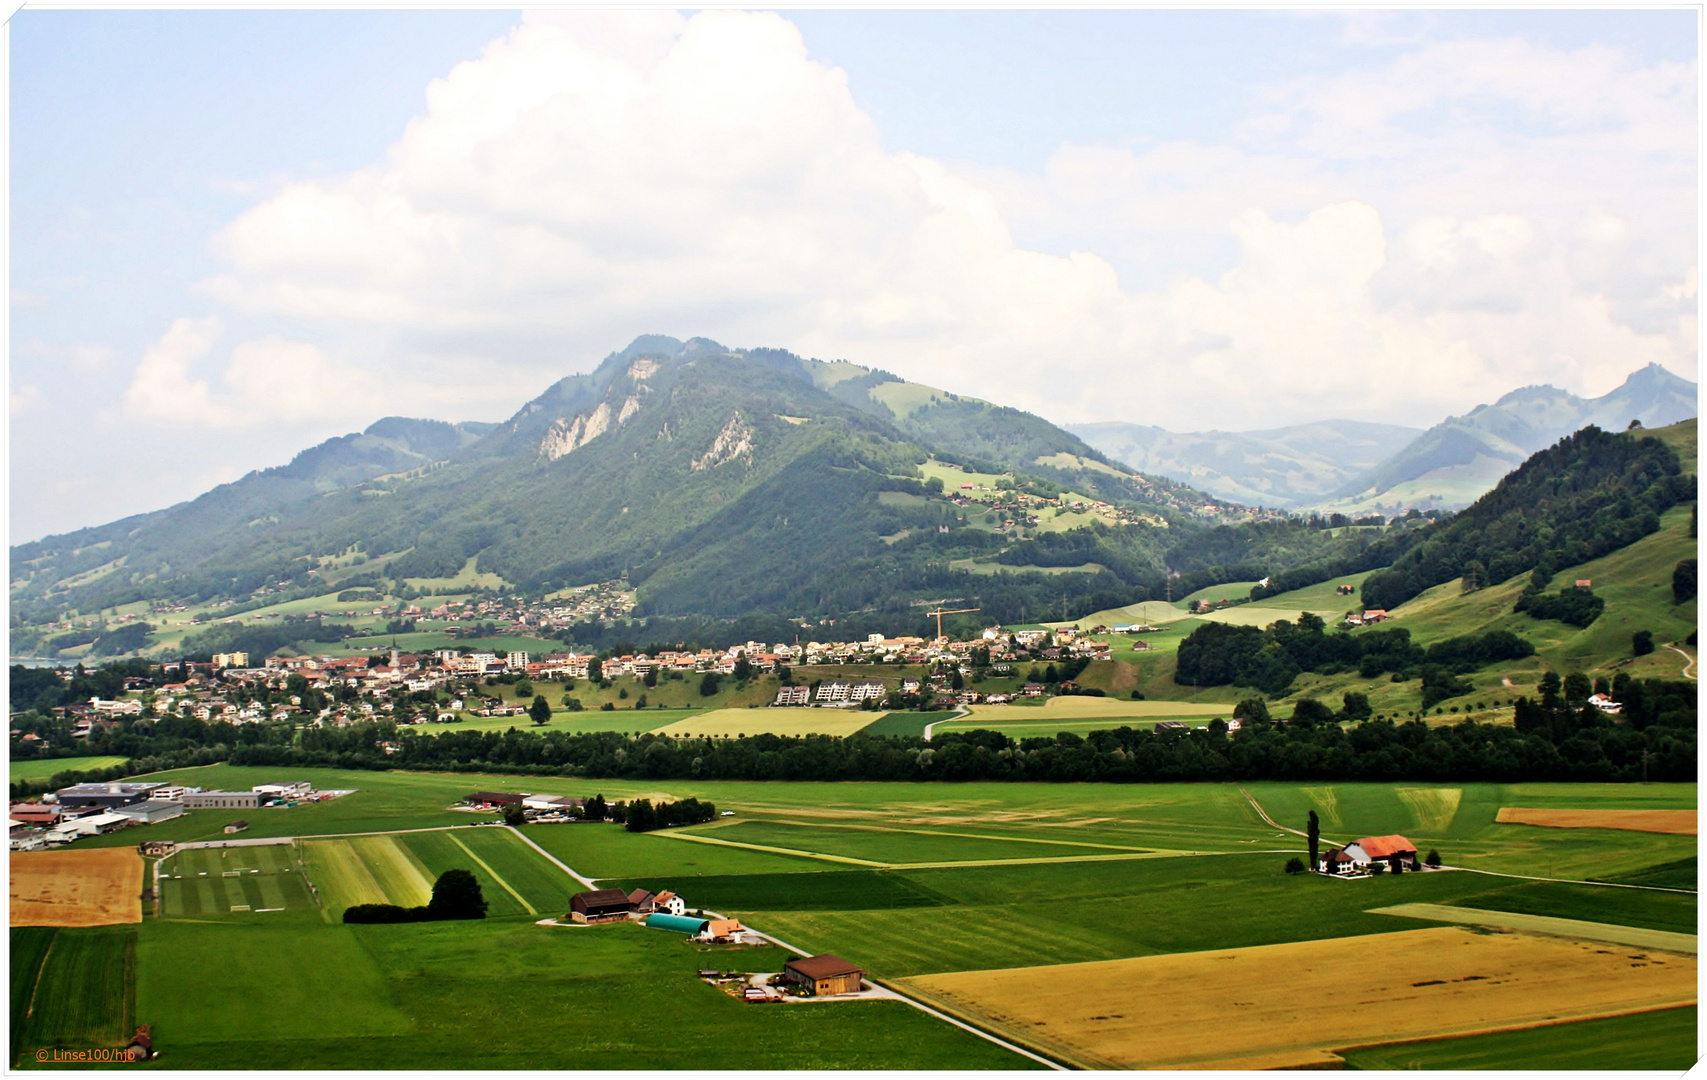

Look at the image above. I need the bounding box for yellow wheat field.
[898,927,1697,1070]
[960,698,1231,723]
[654,708,878,739]
[1496,807,1697,835]
[11,848,144,927]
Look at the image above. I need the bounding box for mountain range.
[12,337,1273,637]
[1070,363,1697,513]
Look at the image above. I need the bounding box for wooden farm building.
[783,954,864,996]
[569,888,636,923]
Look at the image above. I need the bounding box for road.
[1665,642,1696,680]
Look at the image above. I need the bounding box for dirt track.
[1497,807,1697,835]
[11,848,144,926]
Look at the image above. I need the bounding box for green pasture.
[13,926,134,1064]
[422,709,687,736]
[10,928,56,1058]
[123,918,1033,1069]
[8,755,128,782]
[1338,1006,1697,1071]
[857,711,953,738]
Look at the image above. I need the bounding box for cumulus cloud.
[186,12,1694,431]
[121,318,384,428]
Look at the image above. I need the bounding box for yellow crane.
[926,606,981,641]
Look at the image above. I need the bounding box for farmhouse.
[654,890,686,916]
[627,888,657,913]
[1343,834,1420,873]
[783,954,864,996]
[569,888,636,923]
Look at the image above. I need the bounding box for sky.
[9,7,1700,542]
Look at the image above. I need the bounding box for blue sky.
[9,8,1699,541]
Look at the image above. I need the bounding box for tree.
[586,656,603,684]
[583,794,607,822]
[1562,670,1593,706]
[1632,631,1656,657]
[644,666,658,688]
[1340,691,1372,723]
[529,695,552,725]
[1307,810,1320,873]
[514,680,533,698]
[1425,849,1441,868]
[699,672,721,697]
[1284,857,1306,875]
[732,655,753,682]
[502,803,526,827]
[1233,698,1270,724]
[427,868,489,920]
[1673,560,1696,604]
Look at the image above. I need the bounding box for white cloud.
[190,12,1695,432]
[10,381,46,418]
[122,316,224,424]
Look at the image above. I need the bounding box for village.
[15,621,1127,735]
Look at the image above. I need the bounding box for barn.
[568,888,635,923]
[1343,834,1419,873]
[783,954,864,996]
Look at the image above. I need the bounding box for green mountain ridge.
[11,337,1278,638]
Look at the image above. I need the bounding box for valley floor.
[11,766,1697,1070]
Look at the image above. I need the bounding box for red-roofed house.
[1343,834,1419,873]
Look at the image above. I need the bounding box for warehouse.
[183,791,261,809]
[114,800,184,825]
[783,954,864,996]
[54,781,169,809]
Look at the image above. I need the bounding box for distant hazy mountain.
[1315,363,1699,515]
[1065,420,1423,509]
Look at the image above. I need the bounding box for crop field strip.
[895,926,1700,1070]
[11,848,145,927]
[15,926,137,1057]
[1496,807,1697,834]
[1337,1005,1698,1071]
[1368,902,1698,953]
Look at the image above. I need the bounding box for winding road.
[1664,642,1696,680]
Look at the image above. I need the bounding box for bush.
[1633,630,1656,657]
[342,903,426,924]
[1367,861,1387,876]
[1425,849,1441,868]
[600,702,615,712]
[1284,857,1306,875]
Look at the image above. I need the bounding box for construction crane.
[926,606,981,641]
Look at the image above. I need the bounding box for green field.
[25,764,1698,1069]
[9,755,129,782]
[13,926,135,1063]
[1339,1006,1698,1070]
[160,843,317,919]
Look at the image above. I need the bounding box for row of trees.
[342,868,488,923]
[1174,616,1534,699]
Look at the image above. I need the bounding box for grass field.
[298,827,572,920]
[124,917,1036,1069]
[160,843,316,919]
[856,710,952,737]
[14,926,135,1062]
[898,926,1698,1069]
[1368,902,1698,952]
[11,849,144,927]
[654,707,880,739]
[1338,1005,1697,1070]
[8,756,129,782]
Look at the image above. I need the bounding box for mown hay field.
[300,828,577,920]
[654,708,878,739]
[1497,807,1697,835]
[11,848,143,927]
[898,927,1699,1070]
[1339,1005,1697,1071]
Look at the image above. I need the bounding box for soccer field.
[159,843,316,919]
